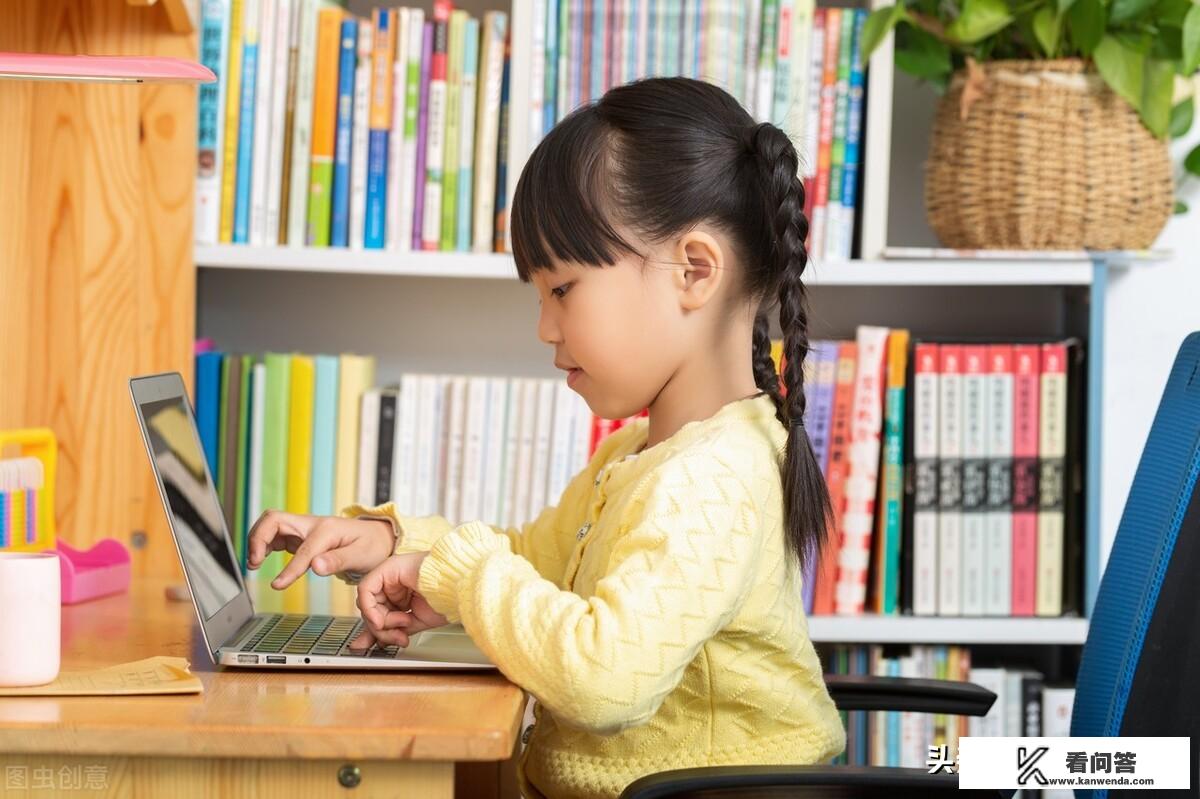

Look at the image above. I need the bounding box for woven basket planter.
[925,59,1173,251]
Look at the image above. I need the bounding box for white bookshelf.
[807,616,1089,645]
[193,0,1155,646]
[195,245,1097,286]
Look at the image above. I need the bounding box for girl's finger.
[348,627,376,651]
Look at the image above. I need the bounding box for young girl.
[248,76,846,799]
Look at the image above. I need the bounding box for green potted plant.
[861,0,1200,249]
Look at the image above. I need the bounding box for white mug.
[0,552,61,687]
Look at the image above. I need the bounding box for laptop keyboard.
[238,614,400,658]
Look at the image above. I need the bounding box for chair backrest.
[1072,332,1200,796]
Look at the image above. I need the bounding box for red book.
[1011,344,1041,616]
[813,340,857,614]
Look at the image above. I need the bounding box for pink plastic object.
[42,539,131,604]
[0,52,216,84]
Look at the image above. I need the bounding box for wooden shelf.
[195,245,1098,286]
[806,615,1089,645]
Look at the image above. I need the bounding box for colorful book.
[348,18,373,249]
[1011,345,1041,616]
[218,0,246,242]
[494,34,511,252]
[873,329,908,614]
[248,0,279,245]
[813,340,856,615]
[234,354,254,572]
[258,353,292,608]
[834,325,888,615]
[807,340,838,473]
[809,6,840,261]
[440,9,467,251]
[1036,342,1068,616]
[385,7,411,250]
[456,15,479,252]
[823,7,853,262]
[232,0,263,243]
[960,345,988,616]
[474,12,507,253]
[412,20,435,251]
[306,7,345,246]
[334,353,376,513]
[285,0,322,247]
[364,8,395,249]
[422,1,451,250]
[329,15,360,247]
[196,0,230,245]
[838,9,867,260]
[284,354,314,612]
[196,351,224,476]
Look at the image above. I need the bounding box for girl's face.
[531,252,686,421]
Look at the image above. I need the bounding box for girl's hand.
[246,510,396,590]
[350,553,449,650]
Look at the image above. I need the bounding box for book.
[873,329,908,614]
[284,353,314,612]
[261,0,293,244]
[1011,345,1040,616]
[195,351,224,477]
[197,0,231,245]
[911,342,940,616]
[232,0,263,243]
[440,9,467,251]
[259,353,292,603]
[960,345,988,616]
[248,0,279,245]
[936,345,964,616]
[813,340,856,615]
[218,0,246,242]
[364,8,395,249]
[334,353,375,512]
[285,0,322,247]
[984,345,1014,616]
[456,16,479,252]
[374,387,398,506]
[348,17,373,249]
[412,20,434,250]
[329,15,359,247]
[422,1,452,250]
[385,7,411,251]
[1036,341,1068,616]
[306,7,344,246]
[357,388,381,507]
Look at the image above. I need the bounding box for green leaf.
[1171,98,1195,139]
[861,4,909,62]
[1068,0,1107,55]
[895,26,954,80]
[1141,58,1175,137]
[1094,35,1145,111]
[1184,3,1200,74]
[946,0,1014,43]
[1186,142,1200,176]
[1108,0,1156,24]
[1175,200,1190,214]
[1153,24,1184,61]
[1155,0,1193,27]
[1033,6,1064,56]
[1058,0,1079,14]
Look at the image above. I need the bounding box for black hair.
[510,76,832,578]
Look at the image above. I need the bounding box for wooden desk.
[0,577,526,798]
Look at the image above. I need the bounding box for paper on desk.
[0,656,203,696]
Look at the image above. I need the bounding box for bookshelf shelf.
[194,245,1097,286]
[807,615,1089,645]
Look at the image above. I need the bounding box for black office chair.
[621,334,1200,799]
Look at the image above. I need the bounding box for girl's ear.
[676,230,726,311]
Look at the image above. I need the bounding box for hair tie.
[789,417,805,430]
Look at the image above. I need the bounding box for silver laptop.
[129,371,494,670]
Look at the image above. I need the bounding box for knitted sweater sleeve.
[330,442,613,585]
[415,454,763,736]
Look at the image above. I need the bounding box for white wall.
[1100,125,1200,568]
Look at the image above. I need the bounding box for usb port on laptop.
[265,656,286,664]
[236,654,259,664]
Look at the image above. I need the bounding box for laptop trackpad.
[402,626,491,665]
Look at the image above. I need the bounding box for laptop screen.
[139,396,242,620]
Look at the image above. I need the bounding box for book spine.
[838,9,866,260]
[218,0,246,242]
[530,0,546,145]
[264,0,294,245]
[743,0,761,108]
[493,38,511,252]
[473,12,505,253]
[422,2,451,251]
[357,389,380,507]
[286,0,320,246]
[276,0,302,244]
[413,374,437,517]
[527,380,555,519]
[960,345,988,617]
[985,345,1014,616]
[441,377,466,521]
[823,8,852,262]
[248,0,278,245]
[771,2,790,128]
[440,10,466,252]
[545,0,560,134]
[348,19,373,249]
[591,0,605,98]
[365,8,395,250]
[392,374,418,512]
[875,329,908,614]
[245,362,266,590]
[809,6,839,261]
[784,0,814,144]
[802,9,824,227]
[385,8,410,251]
[412,21,434,251]
[375,389,397,506]
[234,355,254,571]
[756,0,777,121]
[401,10,427,252]
[834,325,888,615]
[457,16,479,253]
[306,7,344,246]
[1011,344,1041,616]
[483,377,509,522]
[937,344,964,616]
[1036,342,1067,616]
[196,0,229,246]
[912,343,940,616]
[813,340,857,615]
[513,378,537,525]
[232,0,262,243]
[500,379,524,526]
[560,0,574,116]
[329,16,358,247]
[460,376,488,522]
[808,340,838,472]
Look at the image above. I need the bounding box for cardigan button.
[522,724,534,745]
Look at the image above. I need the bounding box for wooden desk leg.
[0,755,453,798]
[454,741,521,799]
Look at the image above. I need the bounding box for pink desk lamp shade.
[0,52,215,84]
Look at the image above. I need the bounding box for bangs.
[510,108,638,281]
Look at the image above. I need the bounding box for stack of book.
[775,330,1086,619]
[527,0,869,263]
[196,0,513,253]
[193,346,646,614]
[823,643,1076,771]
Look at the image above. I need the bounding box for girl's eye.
[551,283,571,299]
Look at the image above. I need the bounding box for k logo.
[1016,746,1049,786]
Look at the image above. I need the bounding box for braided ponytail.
[744,122,833,578]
